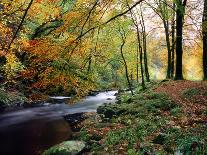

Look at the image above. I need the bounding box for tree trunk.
[120,39,133,95]
[174,0,186,80]
[163,19,172,79]
[126,1,145,88]
[203,0,207,80]
[87,56,92,74]
[140,9,150,82]
[136,43,139,83]
[136,25,145,89]
[134,23,145,89]
[139,38,145,90]
[171,2,176,79]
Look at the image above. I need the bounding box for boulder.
[43,141,86,155]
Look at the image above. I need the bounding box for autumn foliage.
[0,0,205,97]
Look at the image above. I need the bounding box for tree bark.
[136,41,139,83]
[120,36,133,95]
[140,8,150,82]
[126,1,146,89]
[87,56,92,74]
[171,2,176,79]
[139,33,145,89]
[174,0,187,80]
[159,0,171,79]
[203,0,207,80]
[141,10,150,82]
[126,1,145,89]
[163,19,172,79]
[117,25,134,94]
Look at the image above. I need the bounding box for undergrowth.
[76,83,207,154]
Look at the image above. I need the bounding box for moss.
[43,141,85,155]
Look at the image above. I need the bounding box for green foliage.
[93,87,206,154]
[182,88,200,98]
[98,92,179,122]
[135,118,160,139]
[79,129,91,142]
[134,81,158,93]
[119,94,132,103]
[97,103,127,119]
[0,88,26,107]
[170,107,183,116]
[75,81,207,154]
[176,136,206,154]
[0,88,11,105]
[105,128,137,146]
[174,127,207,155]
[90,143,103,152]
[127,148,137,155]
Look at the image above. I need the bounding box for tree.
[203,0,207,80]
[174,0,187,80]
[140,4,150,82]
[146,0,174,79]
[118,25,134,95]
[171,2,176,78]
[126,0,145,89]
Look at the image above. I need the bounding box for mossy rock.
[97,104,126,119]
[43,141,85,155]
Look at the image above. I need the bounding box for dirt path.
[155,80,207,125]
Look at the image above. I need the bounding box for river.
[0,90,117,155]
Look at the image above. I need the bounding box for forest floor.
[72,80,207,154]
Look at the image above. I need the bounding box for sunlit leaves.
[4,53,24,82]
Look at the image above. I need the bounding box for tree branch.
[75,0,144,41]
[7,0,34,52]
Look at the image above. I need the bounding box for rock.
[48,96,71,104]
[114,92,119,96]
[43,141,86,155]
[88,91,99,96]
[64,113,87,131]
[97,105,126,119]
[107,98,112,100]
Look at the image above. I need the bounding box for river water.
[0,91,117,155]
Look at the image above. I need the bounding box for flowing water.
[0,91,117,155]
